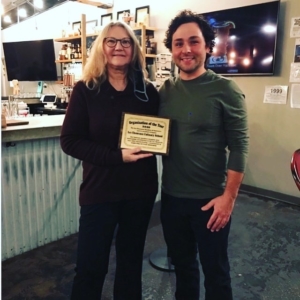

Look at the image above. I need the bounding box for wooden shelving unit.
[133,25,157,64]
[54,18,157,81]
[54,14,99,82]
[54,36,81,42]
[55,59,83,63]
[145,54,156,58]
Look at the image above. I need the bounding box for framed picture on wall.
[72,21,81,35]
[86,20,98,34]
[72,21,81,30]
[135,6,149,25]
[72,20,98,35]
[101,13,113,26]
[117,10,130,22]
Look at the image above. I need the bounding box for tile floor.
[2,192,300,300]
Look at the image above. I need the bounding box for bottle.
[59,49,63,60]
[74,45,79,59]
[60,44,67,60]
[146,36,151,48]
[70,44,75,59]
[77,45,82,59]
[64,44,69,59]
[66,43,72,60]
[76,45,80,58]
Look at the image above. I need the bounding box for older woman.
[60,21,160,300]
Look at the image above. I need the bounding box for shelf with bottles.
[54,14,89,70]
[133,25,157,59]
[54,36,81,43]
[56,43,83,62]
[54,33,98,43]
[55,59,83,63]
[133,26,156,35]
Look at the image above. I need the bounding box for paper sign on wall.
[290,63,300,82]
[290,84,300,108]
[290,16,300,38]
[263,85,288,104]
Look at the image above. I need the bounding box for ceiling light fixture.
[2,0,68,30]
[72,0,113,9]
[18,7,27,17]
[4,15,12,22]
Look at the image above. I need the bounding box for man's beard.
[178,63,200,74]
[176,58,204,74]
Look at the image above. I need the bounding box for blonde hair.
[81,21,146,89]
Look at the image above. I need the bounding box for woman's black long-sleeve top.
[60,80,160,205]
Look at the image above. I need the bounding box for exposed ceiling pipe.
[72,0,113,9]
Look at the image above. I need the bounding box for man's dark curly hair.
[164,10,215,54]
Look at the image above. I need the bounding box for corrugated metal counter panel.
[1,138,82,260]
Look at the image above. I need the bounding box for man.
[158,10,249,300]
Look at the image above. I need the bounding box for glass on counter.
[8,95,18,119]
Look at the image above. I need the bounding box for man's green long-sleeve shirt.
[159,69,249,199]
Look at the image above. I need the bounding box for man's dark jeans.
[161,192,233,300]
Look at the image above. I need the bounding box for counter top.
[2,115,65,143]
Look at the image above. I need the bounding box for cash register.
[38,94,67,115]
[41,94,57,108]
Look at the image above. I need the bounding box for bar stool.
[291,149,300,191]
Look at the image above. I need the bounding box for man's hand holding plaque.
[119,113,171,155]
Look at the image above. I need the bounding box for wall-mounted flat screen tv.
[201,0,280,76]
[3,39,58,81]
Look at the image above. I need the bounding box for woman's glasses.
[105,37,132,48]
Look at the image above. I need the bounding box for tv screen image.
[3,39,58,81]
[201,0,280,76]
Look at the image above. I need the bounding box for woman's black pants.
[70,197,155,300]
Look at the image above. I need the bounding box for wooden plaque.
[119,113,171,155]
